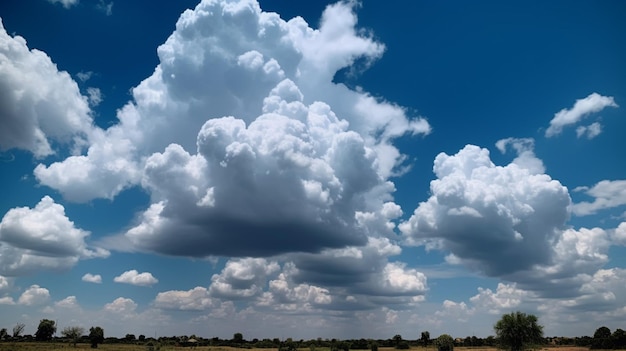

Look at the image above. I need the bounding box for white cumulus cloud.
[33,1,428,261]
[113,270,158,287]
[209,258,279,299]
[18,284,50,305]
[0,19,92,157]
[82,273,102,284]
[155,287,215,311]
[571,179,626,216]
[400,144,570,276]
[0,196,109,276]
[545,92,618,137]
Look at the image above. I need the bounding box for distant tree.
[435,334,454,351]
[351,338,370,349]
[125,334,136,342]
[0,328,7,340]
[62,326,85,347]
[592,326,612,349]
[613,329,626,349]
[88,326,104,348]
[392,335,403,347]
[494,311,543,351]
[139,335,146,342]
[233,332,244,344]
[371,341,379,351]
[12,323,25,337]
[421,331,431,347]
[35,319,56,341]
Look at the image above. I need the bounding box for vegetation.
[62,326,85,347]
[1,313,625,351]
[420,332,430,347]
[494,311,543,351]
[12,323,25,338]
[89,326,105,348]
[34,319,56,342]
[435,334,454,351]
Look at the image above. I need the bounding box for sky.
[0,0,625,341]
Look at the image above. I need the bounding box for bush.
[436,334,454,351]
[396,341,411,349]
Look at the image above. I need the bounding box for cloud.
[82,273,102,284]
[76,71,93,82]
[55,295,79,309]
[104,297,137,314]
[613,222,626,245]
[18,284,50,305]
[545,93,618,137]
[576,122,602,139]
[469,283,531,314]
[400,144,570,277]
[155,287,215,311]
[257,270,332,312]
[113,270,158,286]
[86,87,103,107]
[33,0,427,235]
[571,180,626,216]
[46,0,79,9]
[0,19,92,158]
[96,0,113,16]
[125,93,393,256]
[495,137,545,174]
[0,196,109,276]
[209,258,279,299]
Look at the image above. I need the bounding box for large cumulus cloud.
[0,19,92,157]
[399,143,620,299]
[400,144,571,276]
[0,196,109,276]
[126,81,396,256]
[34,0,429,203]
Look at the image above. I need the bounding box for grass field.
[0,345,597,351]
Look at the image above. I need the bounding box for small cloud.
[572,179,626,216]
[545,93,618,137]
[17,285,50,306]
[0,296,15,305]
[82,273,102,284]
[576,122,602,139]
[86,87,103,107]
[114,270,158,287]
[96,0,113,16]
[46,0,79,9]
[76,71,93,82]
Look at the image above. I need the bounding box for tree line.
[1,312,625,350]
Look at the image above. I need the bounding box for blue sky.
[1,0,625,340]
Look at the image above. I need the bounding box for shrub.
[436,334,454,351]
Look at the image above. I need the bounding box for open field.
[0,345,598,351]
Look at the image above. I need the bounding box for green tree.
[392,335,403,347]
[35,319,56,341]
[62,326,85,347]
[233,332,244,344]
[612,328,626,349]
[421,331,431,347]
[12,323,25,337]
[494,311,543,351]
[435,334,454,351]
[592,326,612,349]
[88,326,104,348]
